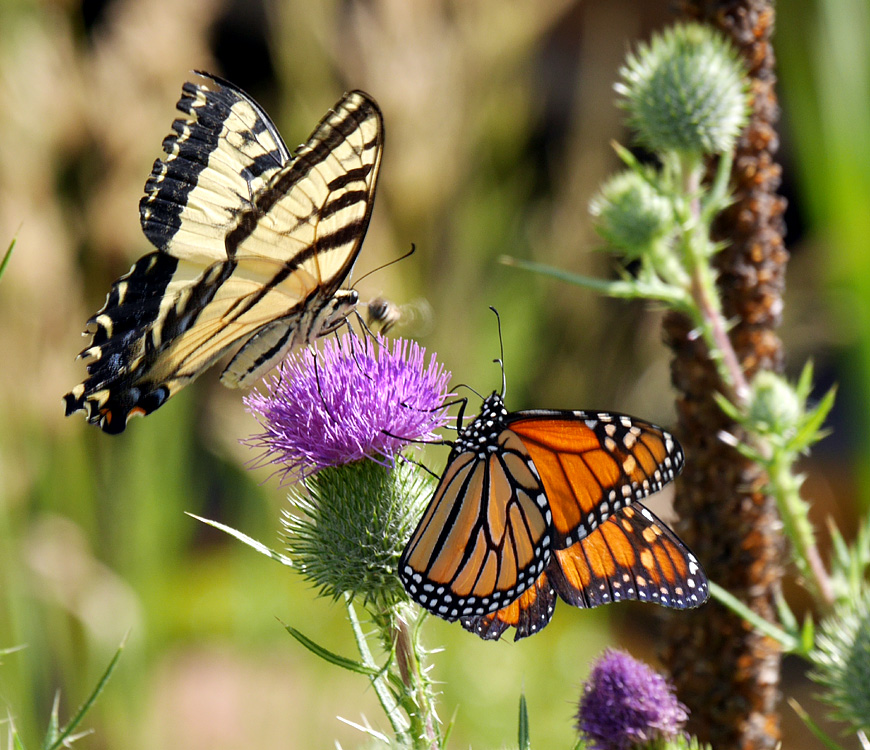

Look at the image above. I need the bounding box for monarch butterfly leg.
[394,451,442,481]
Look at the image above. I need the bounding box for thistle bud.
[616,23,748,157]
[590,170,674,258]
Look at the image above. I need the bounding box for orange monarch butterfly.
[398,388,707,637]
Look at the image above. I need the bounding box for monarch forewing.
[65,73,383,433]
[399,419,553,620]
[507,411,683,548]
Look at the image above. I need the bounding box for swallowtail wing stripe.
[65,73,383,433]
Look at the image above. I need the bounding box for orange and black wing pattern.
[461,503,708,640]
[399,394,553,620]
[461,569,557,641]
[506,410,683,549]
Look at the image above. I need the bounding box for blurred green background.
[0,0,867,748]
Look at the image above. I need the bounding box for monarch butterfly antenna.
[454,383,484,401]
[351,243,417,289]
[489,306,506,399]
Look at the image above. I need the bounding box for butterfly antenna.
[351,243,417,289]
[489,306,506,399]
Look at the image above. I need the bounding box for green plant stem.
[390,609,440,749]
[679,160,750,404]
[768,453,835,607]
[345,596,411,743]
[680,160,835,609]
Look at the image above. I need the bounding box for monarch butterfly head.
[454,392,510,455]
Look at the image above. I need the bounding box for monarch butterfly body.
[65,73,383,433]
[399,388,708,639]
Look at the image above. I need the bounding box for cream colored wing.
[65,74,383,433]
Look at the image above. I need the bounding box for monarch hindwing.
[64,73,383,433]
[461,503,709,641]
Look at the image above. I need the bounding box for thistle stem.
[680,161,834,609]
[391,609,440,749]
[345,595,410,742]
[768,454,835,608]
[680,160,750,404]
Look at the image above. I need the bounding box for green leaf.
[186,513,294,567]
[518,692,531,750]
[0,237,15,283]
[789,384,837,454]
[709,582,801,652]
[774,587,799,632]
[5,716,28,750]
[827,517,850,571]
[42,695,60,749]
[700,149,736,221]
[796,360,816,403]
[44,639,125,750]
[281,621,379,677]
[499,255,691,307]
[788,698,849,750]
[800,614,816,655]
[712,391,743,423]
[612,140,645,173]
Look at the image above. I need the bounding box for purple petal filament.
[577,649,689,749]
[244,333,452,479]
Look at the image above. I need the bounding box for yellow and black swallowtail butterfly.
[65,72,383,433]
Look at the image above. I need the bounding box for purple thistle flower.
[577,649,688,750]
[244,333,452,479]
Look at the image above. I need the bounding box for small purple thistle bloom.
[244,333,452,478]
[577,649,688,750]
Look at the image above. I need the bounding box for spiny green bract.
[745,371,803,439]
[283,459,434,609]
[590,169,674,257]
[810,594,870,733]
[616,23,748,157]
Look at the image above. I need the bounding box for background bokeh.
[1,0,867,748]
